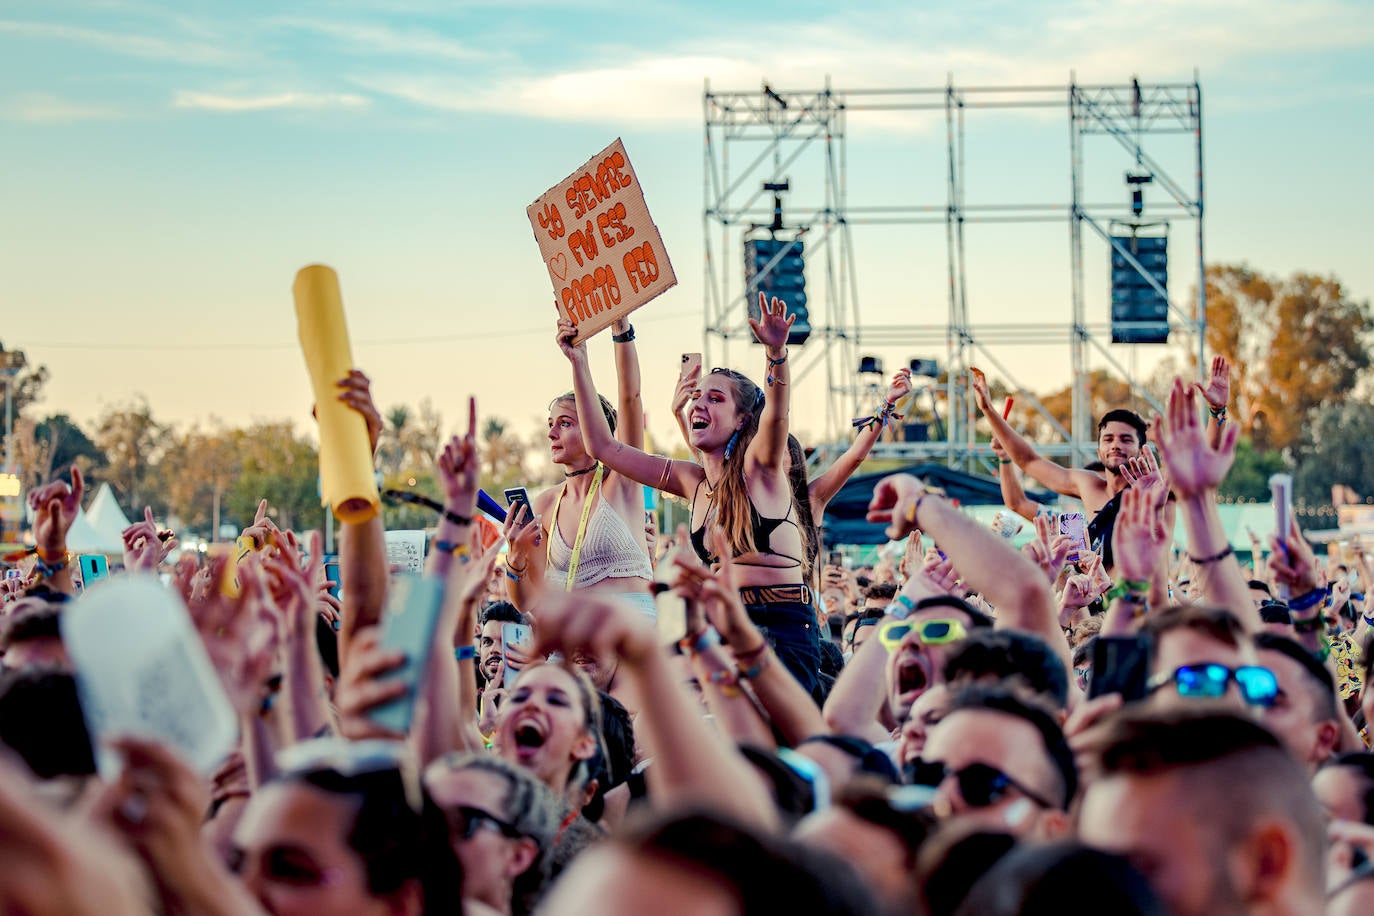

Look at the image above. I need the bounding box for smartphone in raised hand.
[681,353,702,379]
[502,623,535,688]
[370,573,447,734]
[504,487,534,523]
[1088,635,1152,702]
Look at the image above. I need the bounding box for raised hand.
[122,506,175,572]
[555,316,586,364]
[502,502,542,571]
[968,366,994,414]
[28,465,84,557]
[1268,517,1322,596]
[532,588,658,670]
[673,365,702,416]
[335,369,384,457]
[884,368,913,406]
[914,551,965,599]
[865,473,928,540]
[1119,445,1169,516]
[1112,486,1170,584]
[748,292,794,351]
[334,627,408,741]
[1193,355,1231,412]
[1024,513,1074,584]
[186,556,282,716]
[436,397,480,519]
[1152,378,1239,498]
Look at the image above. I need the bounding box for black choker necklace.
[565,463,598,478]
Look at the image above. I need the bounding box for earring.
[723,428,742,460]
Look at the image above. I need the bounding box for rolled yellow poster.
[293,265,379,523]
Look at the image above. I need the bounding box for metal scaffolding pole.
[703,76,1206,463]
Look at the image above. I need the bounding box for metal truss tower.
[702,76,1205,471]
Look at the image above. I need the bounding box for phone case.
[78,555,109,584]
[370,574,447,735]
[503,623,535,688]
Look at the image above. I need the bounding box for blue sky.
[2,0,1372,453]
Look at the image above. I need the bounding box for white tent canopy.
[66,484,130,554]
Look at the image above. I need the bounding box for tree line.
[2,262,1371,533]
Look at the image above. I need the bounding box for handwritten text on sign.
[527,138,677,344]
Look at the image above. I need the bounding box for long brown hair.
[706,369,766,559]
[786,434,819,580]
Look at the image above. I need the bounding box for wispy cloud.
[270,17,500,63]
[0,18,239,65]
[1,92,124,123]
[172,90,371,112]
[352,0,1374,127]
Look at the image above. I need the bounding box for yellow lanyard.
[547,463,604,592]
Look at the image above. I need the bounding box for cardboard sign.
[527,138,677,344]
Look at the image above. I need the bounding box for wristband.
[1188,545,1234,565]
[1209,404,1227,423]
[998,458,1012,465]
[32,554,69,578]
[454,645,477,661]
[1363,615,1374,628]
[766,348,788,386]
[505,568,523,582]
[737,647,773,680]
[611,325,636,343]
[706,666,742,697]
[434,540,470,560]
[678,627,721,656]
[891,594,916,620]
[1104,578,1150,604]
[1289,587,1328,613]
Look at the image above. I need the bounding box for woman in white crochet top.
[503,316,655,618]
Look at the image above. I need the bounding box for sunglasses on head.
[446,804,524,841]
[906,759,1056,810]
[879,618,967,651]
[1146,663,1278,707]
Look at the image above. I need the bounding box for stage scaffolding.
[701,76,1205,471]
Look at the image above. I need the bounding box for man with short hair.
[942,629,1071,712]
[1253,633,1340,771]
[1078,710,1326,916]
[1140,604,1273,715]
[477,602,526,689]
[913,685,1075,839]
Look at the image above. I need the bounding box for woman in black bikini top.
[556,295,823,697]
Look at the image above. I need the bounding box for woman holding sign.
[558,294,822,698]
[504,316,655,617]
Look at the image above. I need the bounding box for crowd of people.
[2,293,1374,915]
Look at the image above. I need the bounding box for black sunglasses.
[906,759,1056,810]
[446,804,524,841]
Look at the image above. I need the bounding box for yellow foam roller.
[293,265,378,523]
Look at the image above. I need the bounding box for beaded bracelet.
[678,627,722,656]
[1188,545,1234,565]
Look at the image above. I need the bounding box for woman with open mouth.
[558,294,824,698]
[504,316,655,618]
[492,659,605,813]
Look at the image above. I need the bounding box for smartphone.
[502,623,535,688]
[1088,635,1152,702]
[827,549,844,568]
[370,574,447,735]
[323,555,341,600]
[504,487,533,523]
[681,352,702,379]
[78,555,109,585]
[1058,512,1087,562]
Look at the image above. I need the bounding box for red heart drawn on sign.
[548,252,568,282]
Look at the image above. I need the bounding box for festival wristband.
[454,645,477,661]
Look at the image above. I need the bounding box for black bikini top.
[689,479,803,567]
